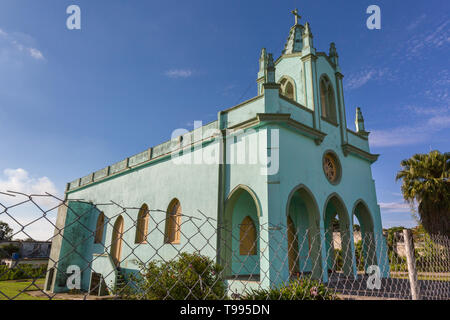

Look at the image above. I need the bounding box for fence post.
[403,228,421,300]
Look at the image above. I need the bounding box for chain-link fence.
[0,191,449,300]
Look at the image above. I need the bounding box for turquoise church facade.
[45,11,389,295]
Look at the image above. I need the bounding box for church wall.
[65,143,221,277]
[347,130,370,153]
[278,98,314,127]
[275,57,305,104]
[277,124,379,229]
[275,122,385,278]
[224,97,265,128]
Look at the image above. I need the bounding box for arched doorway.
[111,216,124,266]
[286,185,322,279]
[323,194,353,276]
[221,185,260,279]
[353,200,377,271]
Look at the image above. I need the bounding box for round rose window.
[323,152,341,184]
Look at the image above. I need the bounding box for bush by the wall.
[242,277,337,300]
[123,252,226,300]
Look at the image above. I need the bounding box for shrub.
[123,252,226,300]
[242,277,337,300]
[0,264,48,281]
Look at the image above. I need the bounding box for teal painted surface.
[53,201,101,293]
[52,18,390,294]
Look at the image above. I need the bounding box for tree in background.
[0,221,13,241]
[396,150,450,237]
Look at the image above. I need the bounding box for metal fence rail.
[0,191,449,300]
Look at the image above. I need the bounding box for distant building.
[0,240,51,268]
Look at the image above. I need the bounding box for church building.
[45,10,389,295]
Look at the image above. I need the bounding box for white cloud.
[0,169,60,240]
[0,28,45,61]
[371,127,426,147]
[0,168,59,199]
[28,47,44,60]
[164,69,193,78]
[370,105,450,147]
[344,68,388,90]
[379,202,412,213]
[404,20,450,59]
[406,14,427,31]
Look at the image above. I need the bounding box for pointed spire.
[283,9,304,55]
[260,48,267,60]
[355,107,369,137]
[302,22,314,52]
[266,53,276,83]
[258,48,267,78]
[304,22,312,37]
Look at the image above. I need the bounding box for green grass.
[0,279,48,300]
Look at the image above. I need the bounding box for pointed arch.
[221,185,261,277]
[279,76,296,101]
[323,193,353,276]
[135,203,149,244]
[94,212,105,244]
[226,184,262,218]
[286,184,322,279]
[165,199,182,244]
[319,74,337,123]
[352,199,377,269]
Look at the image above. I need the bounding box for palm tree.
[396,150,450,236]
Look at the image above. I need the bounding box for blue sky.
[0,0,449,238]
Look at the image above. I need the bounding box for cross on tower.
[291,9,301,25]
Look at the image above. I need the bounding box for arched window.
[239,216,257,255]
[111,216,124,266]
[135,204,149,244]
[94,212,105,244]
[279,77,296,101]
[165,199,182,244]
[320,75,337,123]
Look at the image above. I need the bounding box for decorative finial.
[266,53,276,83]
[304,22,311,35]
[291,9,301,25]
[267,53,274,68]
[355,107,369,137]
[329,43,337,56]
[260,48,267,60]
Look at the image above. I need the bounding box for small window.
[279,77,296,101]
[94,212,105,244]
[135,204,149,244]
[239,216,257,255]
[165,199,182,244]
[320,75,337,123]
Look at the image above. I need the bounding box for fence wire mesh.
[0,191,449,300]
